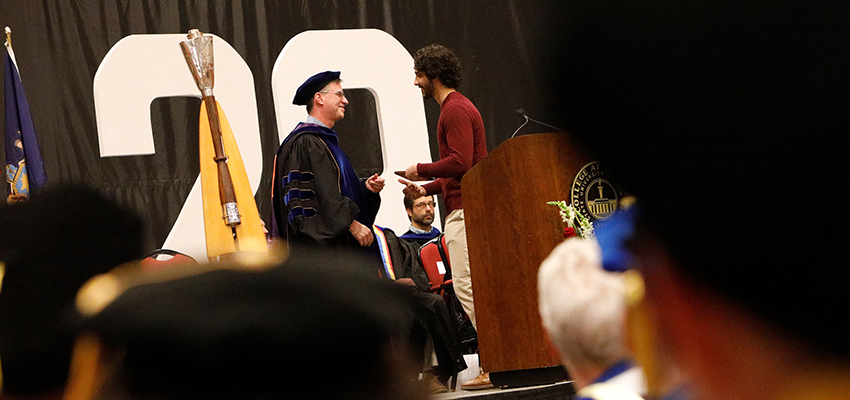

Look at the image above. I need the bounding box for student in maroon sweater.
[399,44,490,390]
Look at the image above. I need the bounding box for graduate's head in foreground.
[538,239,638,392]
[67,252,422,400]
[0,183,144,399]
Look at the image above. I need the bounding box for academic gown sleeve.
[358,177,382,226]
[399,239,430,291]
[379,227,430,291]
[277,134,359,245]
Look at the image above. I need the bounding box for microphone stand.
[511,113,529,138]
[527,116,566,133]
[511,108,566,138]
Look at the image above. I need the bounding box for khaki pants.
[444,209,475,329]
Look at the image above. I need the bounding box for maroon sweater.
[418,91,487,213]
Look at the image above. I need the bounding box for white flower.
[547,201,594,239]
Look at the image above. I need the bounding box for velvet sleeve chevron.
[275,134,359,245]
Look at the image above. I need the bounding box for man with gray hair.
[271,71,384,256]
[538,239,646,400]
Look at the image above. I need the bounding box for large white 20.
[94,29,431,262]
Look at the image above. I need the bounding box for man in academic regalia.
[374,225,468,393]
[399,195,441,246]
[271,71,385,255]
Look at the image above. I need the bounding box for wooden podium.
[463,132,594,387]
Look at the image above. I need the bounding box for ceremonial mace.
[180,30,241,243]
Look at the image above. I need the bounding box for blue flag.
[5,40,47,203]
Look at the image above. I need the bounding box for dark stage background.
[0,1,571,252]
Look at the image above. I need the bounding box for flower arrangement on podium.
[547,201,594,239]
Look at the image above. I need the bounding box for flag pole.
[4,26,17,69]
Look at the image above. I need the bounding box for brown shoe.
[460,372,492,390]
[426,374,451,394]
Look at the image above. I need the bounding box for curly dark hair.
[413,44,462,89]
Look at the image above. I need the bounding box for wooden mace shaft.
[202,95,238,212]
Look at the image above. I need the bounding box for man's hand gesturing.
[365,173,385,193]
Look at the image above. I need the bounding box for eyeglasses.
[413,202,435,210]
[320,90,346,99]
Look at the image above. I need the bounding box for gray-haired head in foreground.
[538,239,629,371]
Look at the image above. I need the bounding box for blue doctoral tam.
[292,71,340,105]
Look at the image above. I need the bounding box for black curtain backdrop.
[0,1,570,252]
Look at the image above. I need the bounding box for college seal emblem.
[571,161,626,221]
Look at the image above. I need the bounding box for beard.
[412,212,434,226]
[419,81,435,99]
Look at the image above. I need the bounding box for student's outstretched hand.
[399,180,426,200]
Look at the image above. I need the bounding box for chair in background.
[418,235,478,355]
[139,249,198,270]
[418,235,452,296]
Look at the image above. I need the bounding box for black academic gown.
[379,227,467,381]
[272,125,380,253]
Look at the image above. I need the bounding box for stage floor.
[431,381,574,400]
[426,354,574,399]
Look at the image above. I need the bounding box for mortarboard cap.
[292,71,340,106]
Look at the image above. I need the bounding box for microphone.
[511,109,529,138]
[510,108,566,138]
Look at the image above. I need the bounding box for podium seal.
[571,161,626,222]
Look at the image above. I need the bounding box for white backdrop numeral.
[94,29,433,261]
